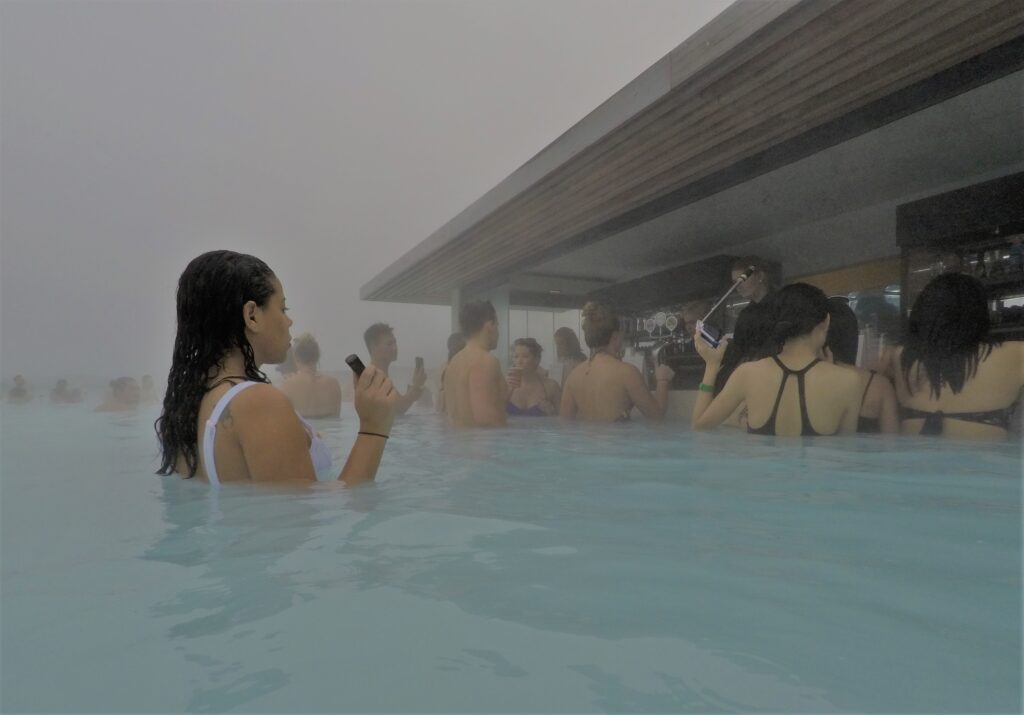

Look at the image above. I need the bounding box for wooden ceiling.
[362,0,1024,305]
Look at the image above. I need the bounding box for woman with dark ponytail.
[895,273,1022,439]
[156,250,397,485]
[692,283,863,436]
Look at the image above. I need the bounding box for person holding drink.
[506,338,561,416]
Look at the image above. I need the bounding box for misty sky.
[1,0,732,382]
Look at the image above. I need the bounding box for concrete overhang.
[362,0,1024,306]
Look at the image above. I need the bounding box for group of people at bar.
[147,250,1020,486]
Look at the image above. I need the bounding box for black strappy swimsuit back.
[857,371,880,434]
[748,357,827,436]
[900,404,1016,435]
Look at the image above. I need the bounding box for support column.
[450,287,463,336]
[489,285,511,370]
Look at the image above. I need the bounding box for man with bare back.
[443,300,508,428]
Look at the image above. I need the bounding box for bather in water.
[560,301,674,423]
[280,332,342,418]
[693,283,863,436]
[154,250,397,485]
[894,273,1023,440]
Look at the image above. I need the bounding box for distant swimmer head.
[459,301,499,350]
[292,332,321,368]
[770,283,830,348]
[111,376,141,406]
[581,301,621,355]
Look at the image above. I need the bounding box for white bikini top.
[202,381,334,485]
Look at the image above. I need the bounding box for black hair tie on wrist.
[358,431,390,440]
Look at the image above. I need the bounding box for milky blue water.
[1,401,1020,713]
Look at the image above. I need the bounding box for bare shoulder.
[991,340,1024,359]
[229,382,294,416]
[732,361,756,378]
[564,362,583,389]
[568,359,587,378]
[476,351,502,374]
[826,361,862,388]
[991,341,1024,382]
[621,361,644,381]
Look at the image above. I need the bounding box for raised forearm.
[691,364,719,428]
[393,385,422,415]
[340,433,387,485]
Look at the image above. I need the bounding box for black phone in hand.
[345,354,366,376]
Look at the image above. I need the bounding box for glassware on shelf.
[974,250,988,278]
[1008,238,1024,273]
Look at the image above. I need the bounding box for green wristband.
[698,383,714,393]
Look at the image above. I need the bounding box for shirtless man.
[443,301,507,427]
[364,323,427,416]
[561,302,674,422]
[280,333,342,418]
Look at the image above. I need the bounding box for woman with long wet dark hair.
[895,273,1022,439]
[156,250,396,485]
[693,283,863,436]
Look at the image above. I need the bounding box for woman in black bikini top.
[896,274,1023,439]
[693,284,864,437]
[746,356,826,436]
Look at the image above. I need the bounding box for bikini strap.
[203,381,259,485]
[796,366,815,436]
[770,357,821,435]
[208,381,257,424]
[779,357,821,374]
[764,361,792,433]
[860,370,876,408]
[921,410,944,436]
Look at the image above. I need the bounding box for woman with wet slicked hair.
[693,283,863,436]
[894,273,1023,439]
[155,250,396,485]
[560,302,674,422]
